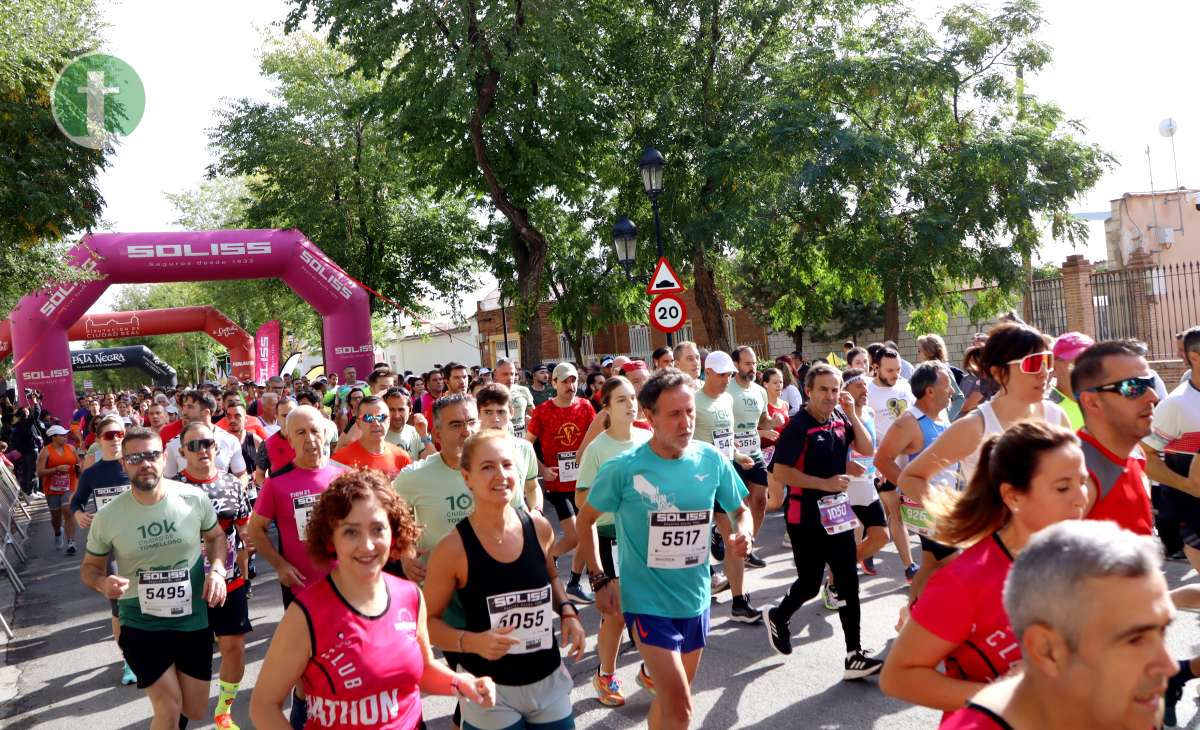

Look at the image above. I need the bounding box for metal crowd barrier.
[0,460,32,638]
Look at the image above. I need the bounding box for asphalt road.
[4,500,1200,729]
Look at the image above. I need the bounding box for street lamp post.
[612,147,673,347]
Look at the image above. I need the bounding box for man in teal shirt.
[577,369,752,729]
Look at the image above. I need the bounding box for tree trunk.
[692,241,729,352]
[791,326,805,356]
[884,286,901,343]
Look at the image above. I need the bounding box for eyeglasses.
[100,430,125,441]
[360,413,388,424]
[124,450,162,465]
[185,438,217,453]
[1084,375,1157,399]
[1006,351,1054,374]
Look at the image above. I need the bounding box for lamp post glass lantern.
[613,216,638,276]
[638,147,665,197]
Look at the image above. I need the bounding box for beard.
[130,470,161,491]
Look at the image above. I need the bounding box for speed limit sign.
[649,293,687,333]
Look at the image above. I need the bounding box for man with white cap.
[527,361,598,602]
[695,350,759,623]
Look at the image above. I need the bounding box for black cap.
[532,363,549,373]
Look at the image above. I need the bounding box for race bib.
[900,494,934,536]
[556,451,580,483]
[647,510,711,569]
[93,484,128,511]
[713,429,734,459]
[137,569,192,618]
[512,421,526,440]
[293,493,319,539]
[487,585,554,654]
[734,429,760,456]
[818,493,860,535]
[48,471,71,494]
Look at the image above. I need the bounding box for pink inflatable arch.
[10,229,373,419]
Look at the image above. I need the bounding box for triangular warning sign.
[646,257,685,295]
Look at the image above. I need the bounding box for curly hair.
[306,469,421,566]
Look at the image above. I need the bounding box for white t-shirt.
[165,427,247,478]
[867,379,916,442]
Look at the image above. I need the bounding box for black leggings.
[776,498,861,653]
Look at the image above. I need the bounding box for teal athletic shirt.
[587,440,747,618]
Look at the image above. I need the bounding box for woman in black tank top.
[423,430,585,726]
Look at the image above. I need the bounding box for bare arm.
[534,512,584,660]
[524,478,543,513]
[1141,444,1200,497]
[880,619,986,712]
[874,416,919,485]
[250,605,310,730]
[415,592,494,705]
[246,513,305,587]
[897,415,983,502]
[80,552,126,598]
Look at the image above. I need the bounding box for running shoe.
[54,532,64,550]
[763,607,792,655]
[730,595,762,624]
[844,650,884,680]
[635,663,656,695]
[860,556,876,576]
[821,581,840,611]
[710,526,725,562]
[744,550,767,568]
[214,713,240,730]
[781,532,792,549]
[120,662,137,686]
[65,540,76,555]
[710,571,730,595]
[592,670,626,706]
[904,562,920,584]
[566,581,595,604]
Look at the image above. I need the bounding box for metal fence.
[1090,268,1141,343]
[1028,276,1068,337]
[1143,262,1200,358]
[0,461,32,638]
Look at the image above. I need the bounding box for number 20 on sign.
[649,293,687,334]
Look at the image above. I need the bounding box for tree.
[288,0,621,365]
[0,0,109,313]
[208,33,485,325]
[767,0,1111,340]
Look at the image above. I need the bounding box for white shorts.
[459,663,575,730]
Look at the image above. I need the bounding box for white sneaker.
[781,532,792,549]
[54,533,64,550]
[65,540,77,555]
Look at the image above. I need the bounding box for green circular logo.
[51,53,145,150]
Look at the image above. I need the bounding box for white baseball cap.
[704,350,736,375]
[552,362,579,382]
[46,425,69,437]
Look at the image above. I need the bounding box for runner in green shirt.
[80,426,228,729]
[727,346,782,568]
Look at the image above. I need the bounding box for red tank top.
[1078,430,1153,536]
[297,574,424,729]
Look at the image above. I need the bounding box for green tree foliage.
[762,0,1111,340]
[0,0,109,314]
[207,33,485,324]
[287,0,622,364]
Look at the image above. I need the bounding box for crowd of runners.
[4,322,1200,729]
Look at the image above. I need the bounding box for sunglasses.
[1084,375,1156,399]
[1006,351,1054,374]
[360,413,388,424]
[124,450,162,465]
[185,438,217,453]
[100,430,125,441]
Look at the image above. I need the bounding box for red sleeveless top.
[296,573,424,729]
